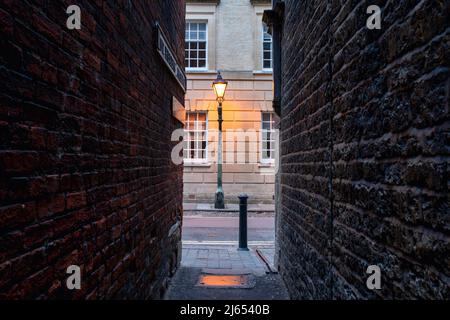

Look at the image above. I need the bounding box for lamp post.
[212,71,228,209]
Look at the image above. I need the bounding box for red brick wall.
[0,0,185,299]
[277,0,449,299]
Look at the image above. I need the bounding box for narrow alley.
[0,0,449,305]
[167,207,288,300]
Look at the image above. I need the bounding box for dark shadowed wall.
[276,0,449,299]
[0,0,185,299]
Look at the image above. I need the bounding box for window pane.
[262,121,271,129]
[185,24,190,41]
[195,132,201,146]
[185,113,208,160]
[261,113,275,161]
[197,122,206,131]
[262,23,272,70]
[185,23,207,70]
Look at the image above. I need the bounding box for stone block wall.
[185,0,276,205]
[184,73,276,204]
[277,0,449,299]
[0,0,185,299]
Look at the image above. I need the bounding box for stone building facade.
[184,0,276,204]
[265,0,449,299]
[0,1,185,299]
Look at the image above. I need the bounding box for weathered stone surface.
[276,0,449,299]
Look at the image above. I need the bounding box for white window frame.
[260,112,275,164]
[184,112,209,164]
[262,23,273,71]
[185,21,208,72]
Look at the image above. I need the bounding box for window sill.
[187,0,220,4]
[184,162,212,167]
[186,68,209,73]
[250,0,271,5]
[258,162,275,168]
[253,70,273,75]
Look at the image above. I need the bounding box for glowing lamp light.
[212,71,228,102]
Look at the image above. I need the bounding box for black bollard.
[238,193,249,251]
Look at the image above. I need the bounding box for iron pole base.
[214,189,225,209]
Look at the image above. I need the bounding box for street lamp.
[212,71,228,209]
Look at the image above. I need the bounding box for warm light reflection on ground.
[198,275,248,287]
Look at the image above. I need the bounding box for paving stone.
[166,267,289,300]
